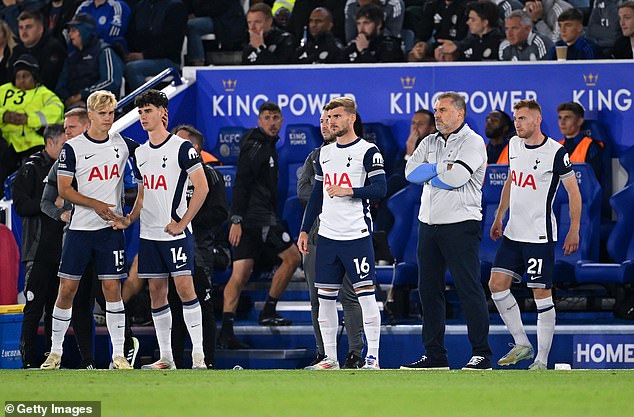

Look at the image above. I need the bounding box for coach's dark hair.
[248,2,273,20]
[557,7,584,23]
[258,101,281,115]
[467,1,499,29]
[135,89,169,109]
[513,99,542,115]
[356,4,383,26]
[44,123,65,143]
[436,92,466,115]
[172,124,205,148]
[557,102,585,118]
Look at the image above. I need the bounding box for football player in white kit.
[298,97,386,370]
[41,91,136,370]
[489,99,581,370]
[113,90,209,369]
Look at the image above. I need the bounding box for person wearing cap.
[0,53,64,183]
[55,13,124,108]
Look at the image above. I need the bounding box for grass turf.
[1,370,633,417]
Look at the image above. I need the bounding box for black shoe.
[124,336,139,367]
[216,335,250,350]
[343,352,364,369]
[462,356,492,370]
[258,312,292,326]
[400,355,449,370]
[304,352,326,369]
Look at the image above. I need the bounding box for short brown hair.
[557,102,584,118]
[619,1,634,13]
[324,97,357,114]
[172,124,204,148]
[248,3,273,19]
[64,107,89,124]
[436,92,466,113]
[513,99,542,115]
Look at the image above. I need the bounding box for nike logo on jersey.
[175,263,186,269]
[359,273,369,279]
[139,161,148,167]
[530,276,542,281]
[85,154,96,159]
[116,267,124,272]
[509,156,517,159]
[191,323,201,328]
[322,159,330,164]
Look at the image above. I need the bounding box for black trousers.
[168,265,215,368]
[417,220,491,360]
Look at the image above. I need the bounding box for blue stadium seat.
[211,126,246,165]
[553,164,602,283]
[277,124,321,215]
[282,195,304,241]
[619,146,634,187]
[575,184,634,284]
[215,165,237,206]
[480,164,509,282]
[3,171,18,200]
[363,123,400,177]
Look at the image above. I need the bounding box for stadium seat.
[281,195,304,241]
[3,171,18,200]
[363,123,400,177]
[480,164,509,282]
[0,224,20,304]
[211,126,246,165]
[619,145,634,187]
[575,184,634,284]
[553,164,602,283]
[277,124,321,215]
[215,165,237,206]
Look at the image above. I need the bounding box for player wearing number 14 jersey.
[489,99,581,370]
[115,90,209,369]
[298,97,387,370]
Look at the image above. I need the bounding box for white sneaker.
[40,352,61,370]
[305,357,340,370]
[142,358,176,370]
[192,353,206,370]
[361,355,380,370]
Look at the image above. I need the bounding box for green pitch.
[1,370,633,417]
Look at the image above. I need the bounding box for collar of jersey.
[149,133,173,149]
[438,122,466,141]
[84,131,109,144]
[336,137,361,148]
[524,134,549,149]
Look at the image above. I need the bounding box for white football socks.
[357,290,381,360]
[492,289,531,347]
[182,299,204,358]
[105,300,126,358]
[151,304,173,362]
[317,289,339,360]
[535,296,556,364]
[51,306,72,356]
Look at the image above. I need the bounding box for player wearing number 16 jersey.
[489,99,581,370]
[298,97,387,370]
[114,90,209,370]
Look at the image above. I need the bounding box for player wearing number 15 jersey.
[298,97,386,370]
[489,99,581,370]
[115,90,209,370]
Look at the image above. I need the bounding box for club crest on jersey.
[346,156,353,167]
[324,172,352,188]
[143,174,167,190]
[114,147,120,158]
[88,164,120,181]
[162,156,167,168]
[533,159,541,170]
[510,170,536,190]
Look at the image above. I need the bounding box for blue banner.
[573,334,634,369]
[194,62,634,154]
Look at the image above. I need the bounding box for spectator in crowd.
[0,0,42,35]
[434,0,504,61]
[13,123,67,368]
[41,0,78,44]
[13,10,67,91]
[74,0,132,56]
[546,8,600,60]
[344,0,405,42]
[125,0,187,91]
[557,102,604,183]
[166,124,229,369]
[499,10,552,61]
[401,92,492,370]
[612,1,634,59]
[56,14,124,108]
[491,0,523,24]
[295,6,345,63]
[183,0,246,66]
[0,54,64,188]
[290,0,346,44]
[242,3,295,64]
[297,108,365,370]
[217,102,301,349]
[0,19,17,85]
[586,0,621,55]
[413,0,468,57]
[485,109,513,164]
[272,0,294,30]
[523,0,572,43]
[343,3,404,63]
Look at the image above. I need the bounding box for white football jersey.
[504,135,574,243]
[58,132,134,231]
[314,138,385,240]
[134,134,202,241]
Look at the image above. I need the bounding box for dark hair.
[414,108,434,121]
[18,10,43,24]
[557,8,584,23]
[248,3,273,19]
[356,4,383,26]
[258,101,281,115]
[513,99,542,115]
[134,89,169,109]
[557,102,584,118]
[467,1,499,28]
[353,111,363,137]
[44,123,65,143]
[172,124,204,148]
